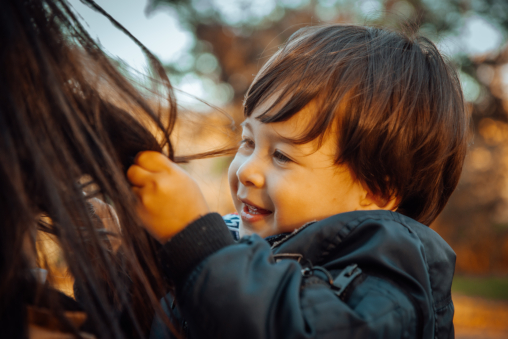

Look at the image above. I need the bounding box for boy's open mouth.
[240,200,272,223]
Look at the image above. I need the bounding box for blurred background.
[66,0,508,337]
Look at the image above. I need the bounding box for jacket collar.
[271,209,456,339]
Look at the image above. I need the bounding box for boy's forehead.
[248,95,321,134]
[243,110,311,141]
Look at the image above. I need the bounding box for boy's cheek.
[228,160,243,219]
[228,157,241,193]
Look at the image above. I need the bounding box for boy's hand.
[127,151,209,243]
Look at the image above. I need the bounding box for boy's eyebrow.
[241,119,305,151]
[241,120,285,143]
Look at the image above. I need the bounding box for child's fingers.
[134,151,172,173]
[127,164,155,187]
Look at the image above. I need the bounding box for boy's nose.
[237,156,265,188]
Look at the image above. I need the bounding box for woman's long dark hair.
[0,0,180,337]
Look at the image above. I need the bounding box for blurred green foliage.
[453,275,508,300]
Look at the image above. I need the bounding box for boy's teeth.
[246,203,268,214]
[248,205,259,214]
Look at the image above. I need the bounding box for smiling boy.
[131,25,469,339]
[230,98,398,238]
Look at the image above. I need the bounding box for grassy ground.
[452,276,508,338]
[454,293,508,338]
[452,276,508,300]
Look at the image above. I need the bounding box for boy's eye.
[240,138,255,149]
[273,150,292,164]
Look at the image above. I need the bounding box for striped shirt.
[223,213,240,241]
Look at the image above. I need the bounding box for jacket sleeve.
[158,213,417,339]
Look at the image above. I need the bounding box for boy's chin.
[238,222,252,238]
[239,220,275,238]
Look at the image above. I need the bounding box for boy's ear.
[359,190,399,211]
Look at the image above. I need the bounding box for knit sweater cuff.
[158,213,235,286]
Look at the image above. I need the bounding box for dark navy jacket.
[153,210,455,339]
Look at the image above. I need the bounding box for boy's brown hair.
[244,24,470,225]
